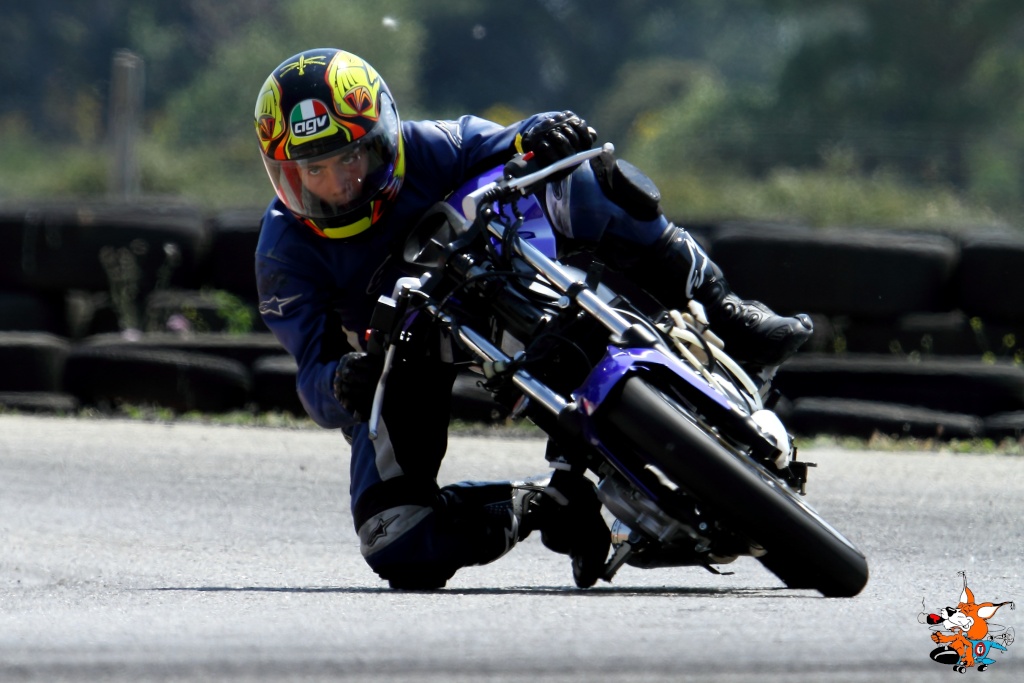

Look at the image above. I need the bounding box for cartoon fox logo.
[920,571,1014,673]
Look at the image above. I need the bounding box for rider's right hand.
[333,351,382,420]
[520,111,596,168]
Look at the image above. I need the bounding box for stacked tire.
[0,201,271,416]
[5,199,1024,437]
[698,220,1024,441]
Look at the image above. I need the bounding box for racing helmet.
[254,48,405,238]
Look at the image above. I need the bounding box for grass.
[796,433,1024,455]
[653,166,1017,232]
[3,402,1021,454]
[1,133,1020,234]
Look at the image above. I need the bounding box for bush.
[651,164,1013,231]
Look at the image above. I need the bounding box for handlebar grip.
[462,144,614,222]
[503,153,542,179]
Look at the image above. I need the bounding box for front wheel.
[600,376,869,597]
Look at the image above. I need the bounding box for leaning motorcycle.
[365,145,869,598]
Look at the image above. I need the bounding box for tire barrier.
[201,208,263,303]
[1,201,1024,439]
[955,232,1024,322]
[0,330,77,416]
[786,397,984,440]
[251,355,304,415]
[829,312,1023,359]
[983,411,1024,441]
[706,222,960,317]
[0,201,209,293]
[0,290,68,336]
[0,391,79,414]
[198,210,269,333]
[77,332,286,369]
[832,311,979,356]
[143,288,257,335]
[0,332,71,392]
[66,291,120,338]
[774,353,1024,418]
[63,343,251,413]
[0,328,1018,440]
[0,328,511,421]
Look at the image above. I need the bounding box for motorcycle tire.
[602,376,869,597]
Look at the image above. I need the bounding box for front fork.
[365,275,579,440]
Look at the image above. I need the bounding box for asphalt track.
[1,414,1022,682]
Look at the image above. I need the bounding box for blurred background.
[3,0,1024,230]
[4,0,1024,437]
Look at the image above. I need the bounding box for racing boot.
[608,224,813,367]
[375,475,607,591]
[697,278,814,367]
[513,470,611,588]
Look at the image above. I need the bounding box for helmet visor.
[263,96,400,221]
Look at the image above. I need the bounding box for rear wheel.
[601,376,869,597]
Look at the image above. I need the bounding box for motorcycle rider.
[253,48,813,590]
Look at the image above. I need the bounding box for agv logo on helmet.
[291,99,331,138]
[255,48,406,239]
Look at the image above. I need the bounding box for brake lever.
[366,280,417,440]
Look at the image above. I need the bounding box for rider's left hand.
[333,351,382,420]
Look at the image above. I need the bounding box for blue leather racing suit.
[255,114,710,587]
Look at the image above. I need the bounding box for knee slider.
[590,150,662,222]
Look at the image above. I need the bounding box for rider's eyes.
[300,149,361,177]
[339,149,363,165]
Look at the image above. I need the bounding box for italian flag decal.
[291,99,330,137]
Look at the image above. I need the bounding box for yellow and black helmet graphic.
[255,49,405,239]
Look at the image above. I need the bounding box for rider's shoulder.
[402,115,510,148]
[257,200,299,247]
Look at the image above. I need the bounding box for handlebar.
[461,143,615,222]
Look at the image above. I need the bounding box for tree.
[752,0,1024,186]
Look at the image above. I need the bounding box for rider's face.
[298,147,369,206]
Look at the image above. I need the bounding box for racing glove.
[333,351,382,420]
[520,111,596,168]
